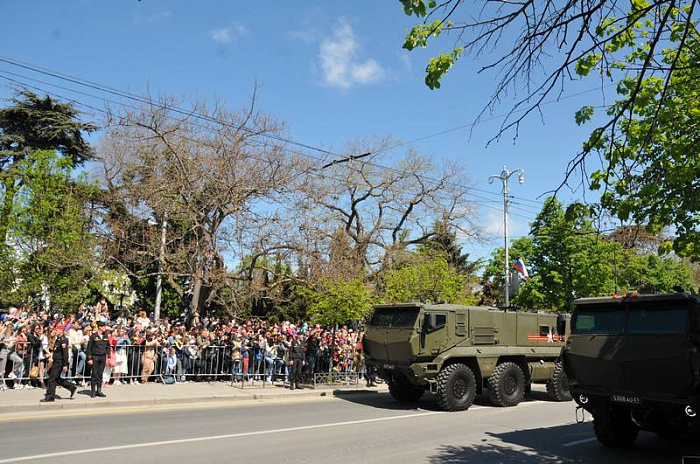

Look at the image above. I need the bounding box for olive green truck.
[363,303,572,411]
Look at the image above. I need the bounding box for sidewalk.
[0,380,388,414]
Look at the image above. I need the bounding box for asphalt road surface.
[0,390,697,464]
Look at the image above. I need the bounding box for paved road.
[0,390,697,463]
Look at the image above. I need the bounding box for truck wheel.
[487,362,525,407]
[387,374,424,403]
[546,361,572,402]
[435,363,477,411]
[593,407,639,448]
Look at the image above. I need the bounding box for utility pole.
[489,166,524,308]
[154,211,168,322]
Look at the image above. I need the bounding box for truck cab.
[564,292,700,447]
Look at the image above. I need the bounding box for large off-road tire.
[593,407,639,448]
[488,362,526,407]
[387,374,424,403]
[546,361,573,402]
[435,363,477,411]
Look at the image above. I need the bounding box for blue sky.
[1,1,615,261]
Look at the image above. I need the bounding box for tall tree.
[0,90,96,250]
[300,138,476,270]
[483,198,692,310]
[4,150,99,309]
[100,94,297,318]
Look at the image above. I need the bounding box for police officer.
[41,324,77,402]
[86,321,110,398]
[290,332,306,390]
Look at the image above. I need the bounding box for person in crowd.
[1,321,25,387]
[230,333,242,382]
[68,323,85,379]
[113,327,129,385]
[26,323,44,389]
[86,321,110,398]
[136,310,150,328]
[290,332,306,390]
[305,332,319,381]
[95,298,109,322]
[41,324,76,402]
[141,331,159,383]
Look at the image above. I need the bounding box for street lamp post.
[154,211,168,322]
[489,166,524,308]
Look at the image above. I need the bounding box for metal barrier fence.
[1,344,366,389]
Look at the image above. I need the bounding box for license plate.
[383,364,394,370]
[611,394,642,405]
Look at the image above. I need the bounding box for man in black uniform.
[290,333,306,390]
[86,321,110,398]
[41,324,77,402]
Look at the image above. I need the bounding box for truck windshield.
[369,307,420,328]
[572,307,624,335]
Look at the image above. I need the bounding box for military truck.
[564,292,700,447]
[362,303,571,411]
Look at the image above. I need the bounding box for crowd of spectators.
[0,299,367,391]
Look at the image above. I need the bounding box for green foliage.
[574,8,700,260]
[383,251,475,304]
[307,278,375,326]
[425,48,464,89]
[400,0,436,17]
[575,105,596,125]
[3,150,100,309]
[483,198,692,311]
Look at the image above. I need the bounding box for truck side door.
[420,311,448,355]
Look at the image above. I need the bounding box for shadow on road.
[333,388,560,411]
[427,422,700,464]
[331,390,436,411]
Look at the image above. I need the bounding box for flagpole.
[489,166,524,308]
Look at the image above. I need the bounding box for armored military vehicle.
[362,303,571,411]
[564,292,700,447]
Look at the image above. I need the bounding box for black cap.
[96,321,106,327]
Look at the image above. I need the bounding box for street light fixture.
[489,166,525,308]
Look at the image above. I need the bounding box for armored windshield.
[368,307,420,328]
[572,300,689,335]
[627,305,687,334]
[572,307,624,335]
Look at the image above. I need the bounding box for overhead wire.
[0,68,541,223]
[0,55,547,207]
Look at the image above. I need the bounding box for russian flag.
[513,256,529,280]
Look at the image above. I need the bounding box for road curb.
[0,387,383,414]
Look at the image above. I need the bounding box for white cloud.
[288,27,318,43]
[318,19,385,90]
[483,210,528,239]
[147,11,171,23]
[209,23,250,44]
[398,53,412,73]
[133,10,171,26]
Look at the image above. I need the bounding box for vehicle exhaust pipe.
[685,405,696,418]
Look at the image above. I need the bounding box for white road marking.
[0,411,443,463]
[562,437,597,447]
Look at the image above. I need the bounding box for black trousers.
[90,356,106,388]
[291,358,304,385]
[46,363,72,398]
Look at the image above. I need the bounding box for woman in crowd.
[113,327,129,385]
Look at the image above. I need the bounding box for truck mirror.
[557,314,567,336]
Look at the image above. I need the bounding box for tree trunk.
[0,176,18,247]
[190,274,202,324]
